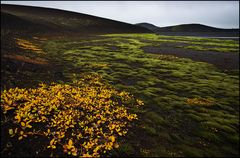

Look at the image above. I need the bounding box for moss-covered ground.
[1,33,239,157]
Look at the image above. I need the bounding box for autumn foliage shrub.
[186,98,215,106]
[15,38,45,54]
[1,74,144,157]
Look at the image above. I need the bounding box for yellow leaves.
[3,106,14,113]
[26,121,33,128]
[44,129,51,136]
[1,95,15,113]
[109,135,116,142]
[76,133,82,140]
[93,145,102,153]
[105,142,113,150]
[41,116,47,121]
[21,122,25,127]
[57,91,64,100]
[1,73,142,157]
[9,129,13,135]
[20,121,32,128]
[81,153,92,158]
[127,114,138,121]
[119,91,129,97]
[71,149,78,156]
[114,143,119,148]
[50,139,55,146]
[15,128,18,134]
[83,141,94,150]
[136,99,144,106]
[57,131,65,139]
[5,99,13,106]
[68,139,73,149]
[47,138,57,149]
[39,83,47,88]
[18,131,27,140]
[9,128,18,137]
[186,98,215,106]
[108,124,116,131]
[84,127,94,135]
[14,38,45,54]
[26,124,32,128]
[18,136,23,140]
[15,115,21,122]
[63,139,77,156]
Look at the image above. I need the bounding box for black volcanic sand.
[142,45,239,70]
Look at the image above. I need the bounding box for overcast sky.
[1,1,239,28]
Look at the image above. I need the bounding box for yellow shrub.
[186,98,215,106]
[1,74,143,157]
[14,38,45,54]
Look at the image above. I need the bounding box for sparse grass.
[182,45,239,53]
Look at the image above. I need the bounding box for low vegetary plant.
[15,38,45,54]
[1,73,144,157]
[186,98,215,106]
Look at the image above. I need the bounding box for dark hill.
[157,24,239,32]
[136,23,159,31]
[1,4,151,35]
[1,12,54,33]
[136,23,239,37]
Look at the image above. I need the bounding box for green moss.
[178,145,204,157]
[113,143,135,156]
[227,135,239,144]
[197,131,221,142]
[143,125,158,136]
[144,111,166,125]
[24,33,239,157]
[220,146,239,156]
[182,45,239,53]
[187,113,203,122]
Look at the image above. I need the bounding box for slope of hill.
[136,23,159,31]
[1,12,54,33]
[136,23,239,37]
[1,4,151,35]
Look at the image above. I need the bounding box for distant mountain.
[136,23,159,31]
[156,24,239,32]
[136,23,239,37]
[1,4,151,35]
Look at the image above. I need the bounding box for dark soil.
[142,45,239,70]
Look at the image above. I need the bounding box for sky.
[1,1,239,28]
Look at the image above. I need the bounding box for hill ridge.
[136,22,239,37]
[1,4,151,35]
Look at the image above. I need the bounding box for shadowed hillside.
[1,4,151,35]
[136,23,239,37]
